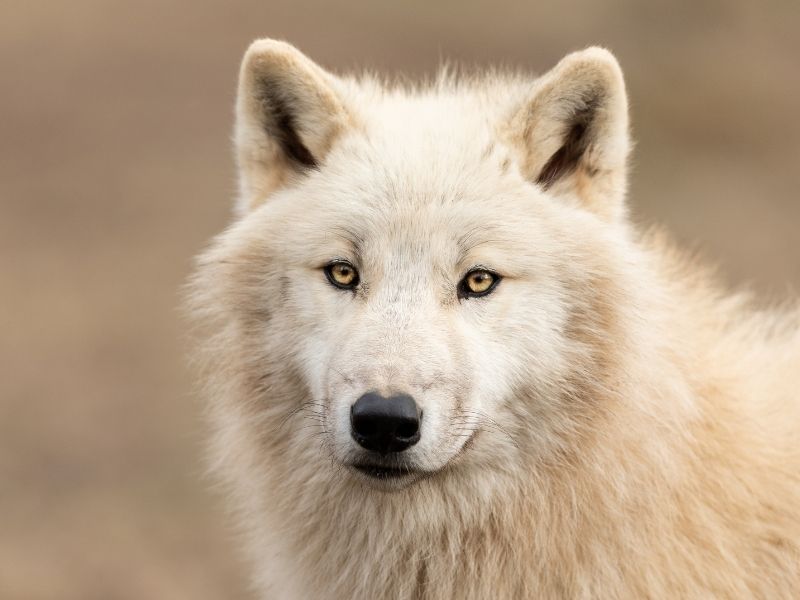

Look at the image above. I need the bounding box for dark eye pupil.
[470,272,491,287]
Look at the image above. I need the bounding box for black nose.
[350,392,421,454]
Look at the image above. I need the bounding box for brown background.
[1,1,798,598]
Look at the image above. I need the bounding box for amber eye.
[324,261,359,290]
[458,269,500,298]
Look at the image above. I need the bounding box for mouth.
[351,463,416,480]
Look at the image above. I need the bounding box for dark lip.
[351,463,417,479]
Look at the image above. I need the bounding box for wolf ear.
[234,39,351,213]
[506,47,630,220]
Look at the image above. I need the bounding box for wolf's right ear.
[504,47,630,221]
[234,39,351,213]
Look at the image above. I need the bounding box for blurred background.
[1,1,798,598]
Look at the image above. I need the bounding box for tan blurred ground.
[1,1,798,598]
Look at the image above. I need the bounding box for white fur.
[188,39,800,598]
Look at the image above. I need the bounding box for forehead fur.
[302,76,517,191]
[237,72,564,262]
[335,69,530,150]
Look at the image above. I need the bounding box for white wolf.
[188,39,800,598]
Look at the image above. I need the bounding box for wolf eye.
[458,269,500,298]
[324,261,359,290]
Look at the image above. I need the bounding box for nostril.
[357,421,377,436]
[351,411,378,437]
[394,419,419,439]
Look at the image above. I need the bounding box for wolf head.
[193,40,634,492]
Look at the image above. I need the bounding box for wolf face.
[194,40,631,491]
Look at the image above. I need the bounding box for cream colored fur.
[188,39,800,599]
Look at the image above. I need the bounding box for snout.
[350,392,421,455]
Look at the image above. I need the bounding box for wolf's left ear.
[505,47,630,220]
[234,39,352,213]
